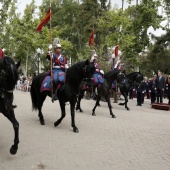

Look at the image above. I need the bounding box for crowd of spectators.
[16,73,32,92]
[128,71,170,105]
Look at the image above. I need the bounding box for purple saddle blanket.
[40,75,52,93]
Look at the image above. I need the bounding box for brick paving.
[0,90,170,170]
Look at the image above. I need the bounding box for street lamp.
[36,48,41,74]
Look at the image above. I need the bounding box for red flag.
[114,45,118,57]
[89,28,94,46]
[36,8,51,32]
[0,48,4,59]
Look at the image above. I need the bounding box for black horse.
[0,56,20,155]
[30,60,95,133]
[91,70,126,118]
[118,72,144,110]
[76,70,125,116]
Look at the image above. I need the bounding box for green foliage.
[0,0,167,76]
[143,30,170,75]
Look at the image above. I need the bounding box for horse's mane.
[126,72,139,78]
[104,70,121,80]
[66,61,86,86]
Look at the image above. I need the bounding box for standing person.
[0,48,4,59]
[136,82,144,106]
[155,71,165,103]
[47,43,68,101]
[149,75,156,104]
[166,75,170,105]
[146,79,150,99]
[141,80,146,104]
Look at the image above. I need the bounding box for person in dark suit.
[155,71,165,103]
[146,79,150,99]
[166,75,170,105]
[141,80,146,104]
[149,75,156,104]
[136,82,144,106]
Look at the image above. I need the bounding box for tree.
[143,30,170,75]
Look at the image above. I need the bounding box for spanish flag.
[36,8,51,32]
[88,28,94,46]
[114,45,118,57]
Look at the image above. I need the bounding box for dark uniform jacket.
[155,76,165,89]
[149,80,156,92]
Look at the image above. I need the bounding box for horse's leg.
[105,95,116,118]
[3,109,19,155]
[92,95,101,116]
[70,99,79,133]
[124,93,130,110]
[38,95,47,125]
[76,93,84,112]
[118,91,126,106]
[54,100,66,127]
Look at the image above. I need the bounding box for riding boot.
[52,89,58,102]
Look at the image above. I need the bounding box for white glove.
[48,44,52,50]
[65,64,69,68]
[100,70,104,75]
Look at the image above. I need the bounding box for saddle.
[40,71,65,93]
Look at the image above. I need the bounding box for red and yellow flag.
[88,28,94,46]
[36,8,51,32]
[114,45,118,57]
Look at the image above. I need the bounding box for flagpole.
[49,0,54,102]
[50,1,52,44]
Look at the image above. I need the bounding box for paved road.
[0,90,170,170]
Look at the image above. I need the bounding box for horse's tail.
[30,84,38,111]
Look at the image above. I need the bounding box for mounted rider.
[46,39,68,101]
[91,53,104,87]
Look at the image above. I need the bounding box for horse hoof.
[40,120,45,125]
[73,127,79,133]
[80,109,83,113]
[54,121,60,127]
[76,107,79,110]
[127,108,130,111]
[10,145,18,155]
[112,115,116,118]
[92,113,96,116]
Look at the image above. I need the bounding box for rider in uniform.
[47,43,68,101]
[91,53,104,87]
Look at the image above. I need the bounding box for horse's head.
[0,57,19,91]
[116,70,126,84]
[83,59,95,79]
[135,71,144,83]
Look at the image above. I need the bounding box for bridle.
[83,65,88,77]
